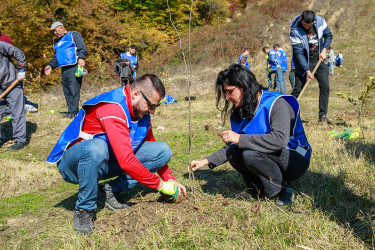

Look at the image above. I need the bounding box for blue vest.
[230,91,312,162]
[278,49,288,71]
[238,54,249,69]
[121,53,138,78]
[267,49,278,71]
[46,87,151,164]
[54,32,78,67]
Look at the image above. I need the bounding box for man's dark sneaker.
[73,209,95,234]
[275,188,296,206]
[97,183,129,211]
[61,112,76,119]
[7,142,27,151]
[318,115,332,124]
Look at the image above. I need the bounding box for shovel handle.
[297,59,322,101]
[0,79,20,99]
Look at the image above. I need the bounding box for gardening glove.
[157,180,179,202]
[17,69,26,80]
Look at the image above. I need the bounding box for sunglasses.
[138,89,161,109]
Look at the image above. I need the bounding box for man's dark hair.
[273,44,280,49]
[243,48,249,53]
[133,74,165,98]
[301,10,316,23]
[215,64,266,123]
[262,46,269,52]
[130,45,138,50]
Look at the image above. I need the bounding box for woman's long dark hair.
[215,64,266,124]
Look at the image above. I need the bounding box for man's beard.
[133,104,146,120]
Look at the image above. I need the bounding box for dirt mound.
[95,191,262,247]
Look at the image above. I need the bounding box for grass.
[1,0,375,248]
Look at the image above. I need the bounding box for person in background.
[114,58,135,86]
[238,48,250,69]
[0,31,13,45]
[274,44,287,94]
[290,10,333,123]
[44,21,88,119]
[262,46,281,92]
[120,45,138,79]
[328,47,335,75]
[190,64,311,207]
[0,42,27,150]
[337,51,344,67]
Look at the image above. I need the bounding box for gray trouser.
[228,145,309,197]
[61,65,82,114]
[0,82,26,143]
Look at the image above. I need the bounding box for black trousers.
[61,65,82,114]
[228,145,309,197]
[121,77,134,87]
[292,60,330,116]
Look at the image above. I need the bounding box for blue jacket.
[267,49,278,71]
[230,91,312,162]
[277,48,288,71]
[290,14,333,76]
[238,54,250,69]
[54,32,78,67]
[46,87,150,164]
[120,53,138,78]
[291,59,295,70]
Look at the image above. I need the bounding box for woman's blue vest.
[120,53,138,78]
[46,87,151,164]
[238,54,249,69]
[230,91,312,161]
[54,31,78,67]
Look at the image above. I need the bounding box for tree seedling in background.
[337,76,375,140]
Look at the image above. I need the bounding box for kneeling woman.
[191,64,311,206]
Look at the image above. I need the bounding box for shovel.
[0,79,20,99]
[297,59,322,101]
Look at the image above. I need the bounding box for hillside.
[0,0,375,248]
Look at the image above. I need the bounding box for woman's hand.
[189,159,209,172]
[220,130,240,144]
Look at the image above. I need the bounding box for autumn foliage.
[0,0,303,93]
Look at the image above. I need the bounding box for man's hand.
[306,70,314,80]
[158,180,185,203]
[320,48,327,61]
[78,58,85,67]
[220,130,240,144]
[17,70,26,80]
[190,159,209,172]
[44,65,52,76]
[158,180,178,197]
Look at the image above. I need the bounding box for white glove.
[17,70,26,80]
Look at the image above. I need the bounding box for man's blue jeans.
[267,71,275,89]
[275,68,285,94]
[57,139,172,210]
[328,62,334,75]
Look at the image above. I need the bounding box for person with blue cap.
[44,21,88,119]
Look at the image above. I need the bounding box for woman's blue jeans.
[57,139,172,210]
